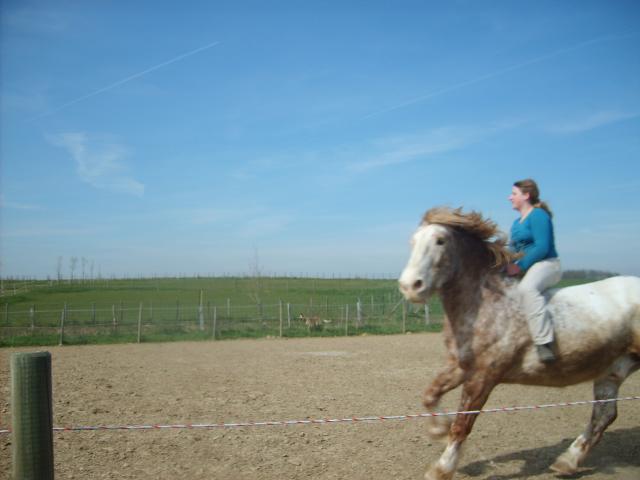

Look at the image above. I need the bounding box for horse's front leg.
[423,359,466,439]
[425,374,496,480]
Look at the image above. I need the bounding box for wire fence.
[2,396,638,435]
[1,298,442,345]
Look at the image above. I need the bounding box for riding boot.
[536,343,556,363]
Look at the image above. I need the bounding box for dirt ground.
[1,333,639,480]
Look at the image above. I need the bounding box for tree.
[69,256,78,283]
[56,256,63,282]
[81,257,88,283]
[248,247,263,304]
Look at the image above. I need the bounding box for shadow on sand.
[459,427,640,479]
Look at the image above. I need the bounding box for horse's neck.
[440,273,508,352]
[441,274,484,320]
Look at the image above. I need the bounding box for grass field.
[0,276,595,347]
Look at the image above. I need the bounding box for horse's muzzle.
[398,276,428,303]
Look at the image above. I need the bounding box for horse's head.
[398,207,512,303]
[398,223,455,303]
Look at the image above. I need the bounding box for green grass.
[0,276,600,347]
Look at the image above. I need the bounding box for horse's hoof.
[426,416,451,439]
[550,455,578,476]
[424,464,454,480]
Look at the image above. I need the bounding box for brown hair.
[513,178,552,217]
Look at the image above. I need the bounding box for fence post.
[287,303,291,328]
[370,295,374,319]
[198,290,204,331]
[279,300,283,337]
[212,306,217,339]
[112,304,117,333]
[424,304,430,326]
[137,302,143,343]
[30,305,35,332]
[4,303,9,325]
[345,304,349,336]
[11,351,55,480]
[149,300,153,324]
[402,299,407,334]
[356,298,362,329]
[59,303,66,346]
[226,298,230,318]
[91,303,96,324]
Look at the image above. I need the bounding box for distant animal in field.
[298,314,331,330]
[398,206,640,480]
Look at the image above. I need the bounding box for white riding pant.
[518,258,562,345]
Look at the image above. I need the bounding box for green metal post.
[11,351,55,480]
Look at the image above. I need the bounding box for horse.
[397,206,640,480]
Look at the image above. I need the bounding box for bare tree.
[57,256,63,282]
[248,246,263,304]
[69,256,78,283]
[81,257,88,283]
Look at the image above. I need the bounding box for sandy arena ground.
[1,333,639,480]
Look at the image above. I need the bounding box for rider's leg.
[518,258,562,360]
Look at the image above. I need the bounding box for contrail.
[363,31,639,120]
[29,40,221,121]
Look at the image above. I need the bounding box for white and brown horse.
[398,207,640,480]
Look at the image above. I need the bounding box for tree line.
[55,256,100,283]
[562,269,618,280]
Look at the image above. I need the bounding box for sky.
[1,0,639,279]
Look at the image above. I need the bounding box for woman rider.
[507,178,562,363]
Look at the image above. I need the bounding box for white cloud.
[547,110,639,134]
[347,122,518,173]
[47,132,145,196]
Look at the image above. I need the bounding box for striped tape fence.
[2,395,638,434]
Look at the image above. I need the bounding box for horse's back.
[548,275,640,350]
[549,275,640,312]
[505,276,640,386]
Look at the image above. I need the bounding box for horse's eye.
[436,237,445,246]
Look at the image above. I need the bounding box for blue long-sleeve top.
[510,208,558,272]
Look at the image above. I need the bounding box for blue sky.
[1,1,639,278]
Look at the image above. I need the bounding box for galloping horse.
[398,207,640,480]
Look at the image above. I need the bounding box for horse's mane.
[421,206,516,271]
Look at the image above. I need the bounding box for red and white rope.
[1,395,638,435]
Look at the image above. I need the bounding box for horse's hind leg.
[423,360,465,439]
[551,354,640,475]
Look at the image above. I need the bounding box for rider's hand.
[506,263,522,276]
